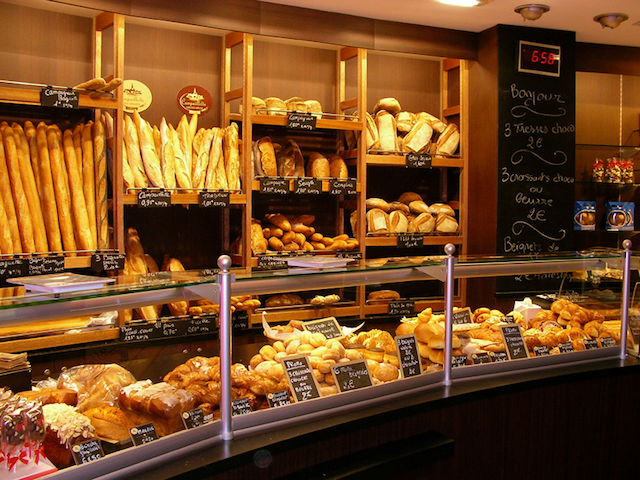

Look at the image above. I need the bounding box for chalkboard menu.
[496,26,575,294]
[500,324,529,360]
[0,258,27,279]
[395,334,423,378]
[331,360,373,393]
[281,355,321,402]
[137,190,171,207]
[303,317,343,340]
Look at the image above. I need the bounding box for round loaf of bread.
[435,213,459,233]
[409,200,430,214]
[398,191,423,204]
[412,212,436,233]
[329,155,349,179]
[373,97,402,116]
[366,197,390,212]
[367,289,401,301]
[389,210,408,233]
[395,323,415,336]
[396,111,416,133]
[429,203,455,216]
[265,97,287,116]
[306,152,330,178]
[415,322,445,344]
[388,201,410,214]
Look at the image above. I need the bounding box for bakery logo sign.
[177,85,212,115]
[123,80,152,113]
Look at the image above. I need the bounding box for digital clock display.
[518,40,561,77]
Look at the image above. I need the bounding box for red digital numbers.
[531,50,556,65]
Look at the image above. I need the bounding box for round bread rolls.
[409,200,430,214]
[435,213,459,233]
[367,208,389,233]
[388,201,410,214]
[429,203,455,216]
[395,323,415,336]
[411,212,436,233]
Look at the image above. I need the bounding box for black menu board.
[496,25,575,294]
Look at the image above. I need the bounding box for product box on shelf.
[605,202,634,231]
[574,201,596,231]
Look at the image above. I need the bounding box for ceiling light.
[439,0,493,6]
[514,4,550,21]
[594,13,629,29]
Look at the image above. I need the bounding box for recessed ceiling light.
[439,0,493,6]
[515,4,550,21]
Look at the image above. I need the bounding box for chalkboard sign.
[397,234,424,249]
[130,423,159,446]
[199,190,229,208]
[406,153,432,169]
[331,360,373,393]
[388,300,415,317]
[452,355,468,368]
[187,316,213,335]
[28,256,65,276]
[182,408,206,429]
[583,339,599,350]
[287,113,316,131]
[533,345,550,356]
[395,334,423,378]
[336,251,362,260]
[304,317,343,340]
[471,352,492,364]
[231,398,252,416]
[160,319,188,337]
[137,190,171,207]
[329,179,357,195]
[266,390,291,408]
[120,322,162,342]
[91,252,125,272]
[500,324,529,360]
[496,25,575,294]
[600,337,615,348]
[256,255,288,271]
[41,87,79,109]
[232,311,249,331]
[294,178,322,195]
[260,177,289,194]
[452,307,473,325]
[490,352,508,362]
[71,439,104,464]
[558,342,573,353]
[281,355,321,402]
[504,315,516,324]
[0,258,27,279]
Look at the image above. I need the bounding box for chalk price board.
[491,352,508,362]
[0,258,27,279]
[304,317,343,339]
[267,390,291,408]
[260,177,289,194]
[397,234,424,249]
[256,255,288,271]
[406,153,432,169]
[137,190,171,207]
[500,324,529,360]
[287,113,316,131]
[452,307,473,325]
[28,256,65,276]
[395,334,423,378]
[281,355,321,402]
[558,342,574,353]
[331,360,373,393]
[199,190,229,208]
[471,353,492,364]
[294,177,322,195]
[496,26,575,294]
[231,398,252,416]
[601,337,615,348]
[329,179,357,195]
[92,253,125,271]
[182,408,206,429]
[71,439,104,464]
[452,355,468,368]
[130,423,159,446]
[388,300,415,317]
[533,345,550,356]
[41,87,79,109]
[583,339,599,350]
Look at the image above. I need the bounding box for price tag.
[232,311,249,331]
[406,153,432,169]
[120,322,162,342]
[336,251,362,260]
[388,300,415,317]
[200,268,220,276]
[259,177,289,195]
[91,252,125,272]
[303,317,343,340]
[28,256,65,276]
[257,255,288,271]
[583,339,599,350]
[199,190,229,208]
[0,258,27,279]
[266,390,291,408]
[130,423,159,446]
[182,408,206,430]
[533,345,550,356]
[600,337,615,348]
[451,307,473,325]
[490,352,508,362]
[281,355,321,403]
[558,342,574,353]
[71,439,104,464]
[397,234,424,249]
[40,87,79,109]
[287,113,316,131]
[452,355,468,368]
[160,320,188,338]
[500,324,529,360]
[294,178,322,195]
[231,398,252,416]
[187,316,214,335]
[504,315,516,323]
[331,359,373,393]
[471,352,492,364]
[395,334,423,378]
[137,190,171,207]
[329,179,357,196]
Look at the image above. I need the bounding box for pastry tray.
[8,273,116,293]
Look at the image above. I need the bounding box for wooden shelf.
[365,235,463,247]
[0,85,119,110]
[122,192,247,205]
[365,154,464,168]
[229,113,363,131]
[0,328,119,354]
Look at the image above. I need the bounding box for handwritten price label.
[137,190,171,207]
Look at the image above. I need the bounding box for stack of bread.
[114,111,241,193]
[357,191,458,235]
[361,97,460,156]
[245,96,323,118]
[0,118,108,256]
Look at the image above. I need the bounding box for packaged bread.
[18,388,77,406]
[435,212,459,233]
[119,380,195,419]
[402,121,433,153]
[367,208,389,233]
[373,98,402,116]
[364,112,380,151]
[329,155,349,179]
[436,123,460,155]
[278,139,304,177]
[253,137,278,177]
[265,97,287,116]
[396,111,416,133]
[375,110,398,152]
[366,198,390,212]
[389,210,408,233]
[306,152,330,178]
[417,112,446,133]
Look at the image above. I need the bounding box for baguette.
[36,123,62,252]
[176,115,193,184]
[2,125,35,253]
[152,125,162,158]
[169,123,191,190]
[134,111,163,188]
[224,123,240,190]
[23,122,42,199]
[93,119,109,250]
[0,129,21,253]
[73,77,107,90]
[63,129,93,251]
[0,184,13,254]
[121,132,135,190]
[72,124,84,186]
[205,128,225,189]
[124,115,148,188]
[158,118,176,190]
[46,126,76,255]
[81,123,97,248]
[192,128,214,189]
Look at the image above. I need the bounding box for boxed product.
[574,201,596,231]
[605,202,634,231]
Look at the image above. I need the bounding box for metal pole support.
[217,255,234,440]
[620,240,632,360]
[443,243,457,386]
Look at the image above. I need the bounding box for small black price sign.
[182,408,206,429]
[187,316,214,335]
[231,398,252,416]
[40,87,79,109]
[331,359,373,393]
[120,322,162,342]
[395,334,423,378]
[397,234,424,249]
[388,300,415,317]
[200,267,220,276]
[336,251,362,260]
[558,342,574,353]
[471,353,492,365]
[490,352,508,362]
[329,179,357,195]
[257,255,288,271]
[28,255,65,276]
[601,337,615,348]
[232,311,249,331]
[406,153,432,169]
[452,355,468,368]
[504,315,516,324]
[161,320,188,338]
[287,113,317,131]
[266,390,291,408]
[500,325,529,360]
[137,190,171,207]
[304,317,343,340]
[260,177,289,195]
[0,258,27,279]
[130,423,159,446]
[583,339,599,350]
[199,190,229,208]
[452,307,473,325]
[533,345,550,356]
[281,355,321,403]
[71,439,104,465]
[294,177,322,195]
[91,252,125,272]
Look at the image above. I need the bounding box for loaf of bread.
[250,220,268,254]
[265,97,287,116]
[124,115,149,188]
[170,122,192,189]
[162,255,190,316]
[285,96,306,113]
[417,112,446,133]
[411,212,436,233]
[134,111,164,188]
[398,191,423,204]
[119,380,195,419]
[204,127,225,189]
[0,128,21,253]
[23,122,42,195]
[306,152,330,178]
[266,213,291,231]
[278,139,304,177]
[364,112,380,151]
[388,201,410,214]
[265,293,304,307]
[253,137,278,177]
[192,127,214,189]
[224,123,240,190]
[429,203,455,216]
[367,289,401,300]
[18,388,77,406]
[402,120,433,153]
[93,118,109,250]
[176,115,193,184]
[396,111,416,133]
[373,98,402,116]
[436,123,460,155]
[375,110,398,152]
[329,155,349,179]
[409,200,430,214]
[435,212,459,233]
[366,197,390,212]
[158,118,177,190]
[304,99,322,118]
[252,96,267,114]
[389,210,408,233]
[82,405,131,441]
[367,208,389,233]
